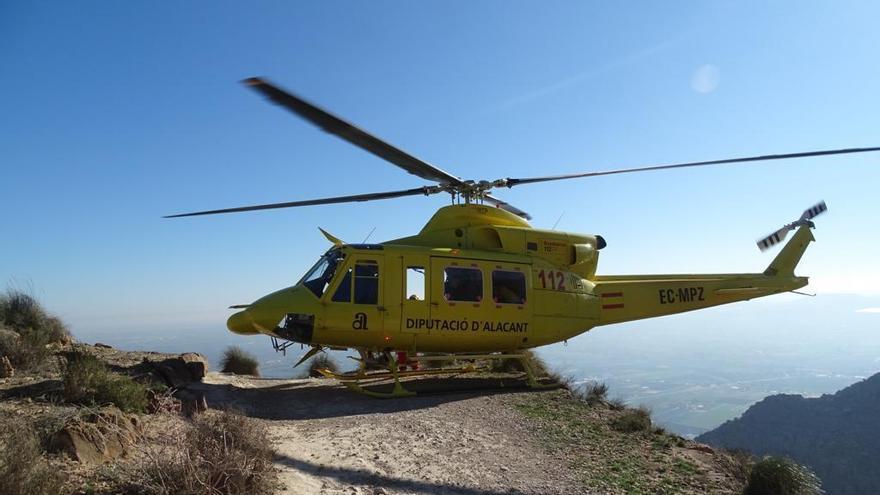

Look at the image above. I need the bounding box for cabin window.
[354,260,379,305]
[444,267,483,302]
[331,268,352,302]
[405,266,425,301]
[492,270,526,304]
[301,249,344,298]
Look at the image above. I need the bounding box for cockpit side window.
[301,249,345,298]
[331,268,352,302]
[354,260,379,305]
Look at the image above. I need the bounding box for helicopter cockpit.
[299,248,345,298]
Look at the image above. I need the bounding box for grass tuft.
[611,406,653,433]
[0,290,72,372]
[139,410,276,495]
[0,325,51,371]
[0,418,65,495]
[489,350,552,377]
[63,351,148,413]
[743,456,823,495]
[608,397,627,411]
[0,289,71,344]
[572,381,609,406]
[308,353,338,378]
[220,346,260,376]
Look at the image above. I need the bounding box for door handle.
[377,305,386,311]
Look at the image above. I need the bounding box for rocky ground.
[0,344,748,494]
[189,371,746,495]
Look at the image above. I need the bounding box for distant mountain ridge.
[697,371,880,495]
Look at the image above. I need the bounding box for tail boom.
[593,225,814,326]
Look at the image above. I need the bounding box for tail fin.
[764,225,815,277]
[760,201,825,277]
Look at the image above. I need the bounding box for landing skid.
[317,352,557,398]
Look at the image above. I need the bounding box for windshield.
[300,249,345,298]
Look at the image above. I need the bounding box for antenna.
[551,211,565,230]
[362,226,377,243]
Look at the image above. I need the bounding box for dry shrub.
[719,448,755,486]
[743,456,823,495]
[0,325,51,371]
[220,346,260,376]
[0,418,65,495]
[489,350,551,376]
[0,289,71,372]
[572,381,609,406]
[608,397,627,411]
[611,406,653,433]
[63,351,148,413]
[0,289,71,344]
[308,353,338,378]
[140,410,276,495]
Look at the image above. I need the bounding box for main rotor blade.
[165,186,438,218]
[505,146,880,187]
[243,77,463,186]
[483,194,532,220]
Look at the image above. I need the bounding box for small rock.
[689,443,715,454]
[0,355,14,378]
[94,342,113,349]
[50,407,141,465]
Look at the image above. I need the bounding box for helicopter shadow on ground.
[274,453,533,495]
[187,375,560,421]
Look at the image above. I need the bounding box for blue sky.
[2,1,880,335]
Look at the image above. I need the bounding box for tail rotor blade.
[757,227,791,252]
[800,201,827,221]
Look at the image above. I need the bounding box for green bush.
[611,406,653,433]
[0,289,70,344]
[141,410,276,495]
[308,353,338,378]
[63,352,147,413]
[0,418,65,495]
[220,346,260,376]
[743,456,823,495]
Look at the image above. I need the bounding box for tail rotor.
[757,201,827,252]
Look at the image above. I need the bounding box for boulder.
[149,353,209,388]
[50,407,141,465]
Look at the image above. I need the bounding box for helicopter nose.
[227,310,259,335]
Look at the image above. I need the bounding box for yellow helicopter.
[168,77,879,397]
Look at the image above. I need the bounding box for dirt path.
[190,373,586,495]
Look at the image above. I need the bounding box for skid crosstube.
[317,352,555,398]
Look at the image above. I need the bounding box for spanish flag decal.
[601,292,625,310]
